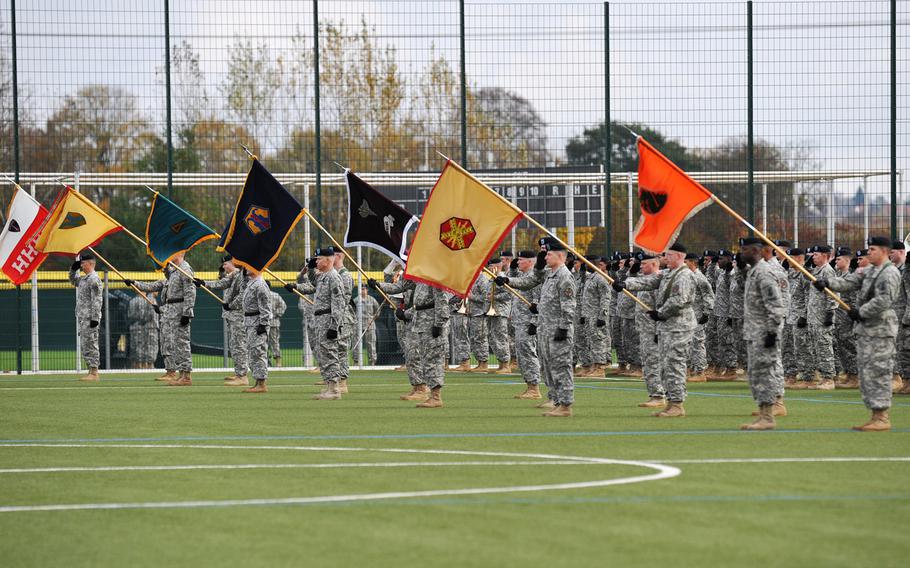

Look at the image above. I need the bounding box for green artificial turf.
[0,370,908,567]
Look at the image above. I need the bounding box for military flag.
[217,159,303,272]
[343,169,418,261]
[145,191,218,266]
[35,187,123,255]
[404,160,522,297]
[0,187,49,285]
[633,136,713,254]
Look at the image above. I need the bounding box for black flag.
[217,159,303,271]
[343,170,418,261]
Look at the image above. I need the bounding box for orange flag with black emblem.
[404,160,522,297]
[633,137,713,254]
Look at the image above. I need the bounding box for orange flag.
[633,137,713,254]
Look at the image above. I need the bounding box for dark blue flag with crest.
[217,159,303,271]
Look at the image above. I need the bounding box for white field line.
[0,383,490,392]
[0,445,680,513]
[658,457,910,464]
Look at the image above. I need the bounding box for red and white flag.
[0,187,48,285]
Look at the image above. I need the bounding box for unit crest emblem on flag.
[639,187,668,215]
[439,217,476,251]
[244,205,271,235]
[59,212,87,230]
[8,220,20,232]
[170,220,187,234]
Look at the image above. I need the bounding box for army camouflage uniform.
[609,265,624,366]
[704,262,720,368]
[625,265,698,404]
[806,263,838,380]
[618,269,641,369]
[580,269,612,369]
[353,293,381,364]
[383,280,450,389]
[728,266,746,368]
[128,293,158,367]
[295,269,346,383]
[337,266,355,377]
[205,270,248,377]
[713,268,733,369]
[134,261,196,372]
[743,259,787,405]
[505,266,542,385]
[70,267,103,369]
[243,276,272,380]
[834,267,858,376]
[297,270,317,365]
[573,269,589,367]
[787,269,811,379]
[826,261,901,410]
[380,278,425,386]
[268,290,287,361]
[689,268,716,373]
[896,265,910,380]
[467,277,492,363]
[488,280,513,365]
[635,287,664,399]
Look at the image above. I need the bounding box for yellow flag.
[35,188,123,254]
[404,160,522,297]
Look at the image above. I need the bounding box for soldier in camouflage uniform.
[297,261,318,368]
[467,270,492,371]
[382,260,410,372]
[708,251,735,380]
[629,253,665,406]
[617,243,697,417]
[288,247,347,399]
[738,238,787,430]
[241,268,272,393]
[896,243,910,394]
[728,256,747,374]
[816,236,901,431]
[782,248,811,386]
[833,247,859,388]
[618,258,642,376]
[334,251,355,388]
[268,289,287,367]
[70,251,103,381]
[499,251,543,398]
[608,254,626,371]
[889,241,907,393]
[686,253,715,381]
[485,260,513,374]
[128,290,158,369]
[801,245,838,390]
[198,255,249,386]
[353,286,381,365]
[126,251,197,386]
[578,257,612,378]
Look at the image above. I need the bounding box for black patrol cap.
[703,249,717,257]
[685,252,698,260]
[856,249,869,258]
[868,236,891,248]
[774,239,792,248]
[76,250,95,261]
[788,247,805,256]
[668,242,687,253]
[487,257,502,265]
[221,254,233,263]
[538,236,557,248]
[717,249,733,258]
[315,247,336,257]
[741,237,763,247]
[639,252,658,261]
[545,241,567,252]
[835,246,853,258]
[892,240,905,250]
[814,245,832,254]
[618,252,632,260]
[499,250,514,257]
[517,250,536,259]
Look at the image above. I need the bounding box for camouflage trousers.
[450,313,470,363]
[584,317,611,366]
[638,324,664,398]
[487,315,511,363]
[793,324,813,377]
[246,324,269,380]
[706,316,720,366]
[719,318,738,369]
[305,318,318,366]
[895,323,910,379]
[414,322,449,389]
[733,318,746,368]
[351,326,376,365]
[611,314,624,365]
[226,318,249,376]
[339,319,353,378]
[162,317,192,372]
[539,325,575,406]
[514,322,541,385]
[621,317,641,367]
[268,326,281,360]
[573,317,589,367]
[782,324,798,377]
[856,333,895,410]
[688,323,708,373]
[508,318,516,367]
[314,325,346,383]
[78,320,100,368]
[808,323,836,379]
[746,331,784,405]
[129,323,158,366]
[468,316,490,362]
[659,328,693,403]
[399,323,424,387]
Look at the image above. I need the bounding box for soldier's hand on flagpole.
[647,310,665,322]
[326,328,339,340]
[367,278,378,290]
[611,281,625,292]
[553,328,568,342]
[179,315,191,326]
[123,279,135,287]
[192,278,205,288]
[529,303,539,315]
[812,278,829,291]
[284,283,296,293]
[848,308,864,322]
[222,303,231,312]
[494,276,509,286]
[89,320,99,328]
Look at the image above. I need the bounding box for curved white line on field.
[0,445,680,513]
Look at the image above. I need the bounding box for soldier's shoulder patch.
[563,286,574,298]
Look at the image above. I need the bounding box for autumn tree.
[467,87,549,169]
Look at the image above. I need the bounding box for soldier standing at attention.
[485,259,513,374]
[888,241,907,393]
[708,250,733,380]
[126,251,197,386]
[617,257,642,377]
[805,245,838,390]
[287,247,347,400]
[241,268,272,393]
[738,237,787,430]
[466,268,492,372]
[197,254,249,386]
[616,243,697,418]
[833,247,859,388]
[334,251,355,392]
[128,290,158,369]
[70,251,103,382]
[577,255,611,378]
[814,237,901,431]
[629,253,665,407]
[783,248,811,387]
[499,251,543,398]
[268,288,287,367]
[354,286,380,365]
[297,260,318,371]
[686,252,715,382]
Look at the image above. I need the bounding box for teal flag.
[145,192,218,266]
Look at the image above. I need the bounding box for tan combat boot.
[897,381,910,395]
[853,409,891,432]
[471,361,488,373]
[536,399,556,410]
[157,370,178,382]
[575,365,592,377]
[741,404,776,430]
[416,387,443,408]
[628,365,643,378]
[784,375,798,387]
[654,402,685,418]
[811,378,836,391]
[338,379,349,394]
[80,367,100,382]
[891,375,904,392]
[638,397,666,408]
[402,384,430,401]
[753,399,787,417]
[494,363,511,375]
[543,404,573,417]
[707,368,731,381]
[516,384,542,400]
[314,381,341,400]
[167,371,192,386]
[243,379,268,393]
[274,357,282,368]
[394,364,408,372]
[687,372,707,383]
[450,360,471,372]
[225,375,250,387]
[841,374,860,389]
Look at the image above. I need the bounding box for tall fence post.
[11,0,22,374]
[863,178,870,244]
[459,0,467,167]
[746,0,755,235]
[103,270,111,370]
[890,0,897,240]
[603,1,611,256]
[164,0,173,196]
[793,183,799,247]
[312,0,322,244]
